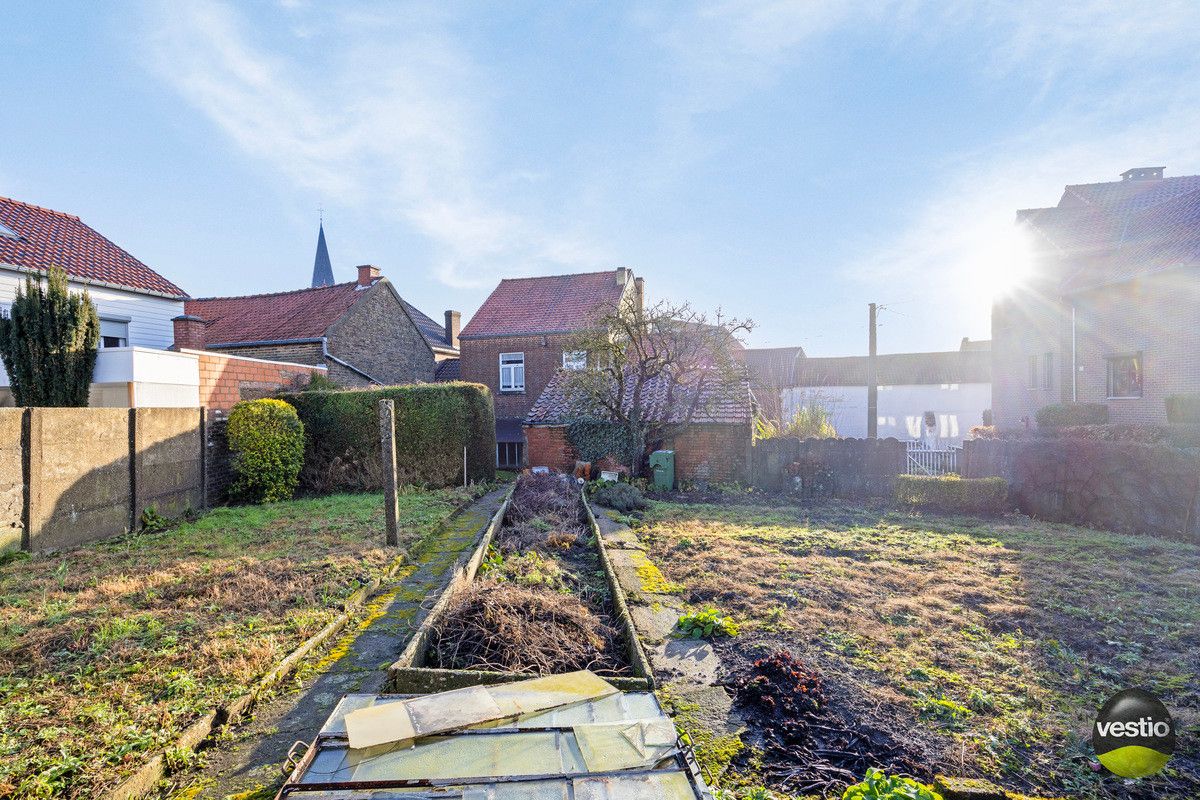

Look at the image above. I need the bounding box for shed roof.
[526,368,753,426]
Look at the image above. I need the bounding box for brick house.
[993,166,1200,429]
[523,368,755,485]
[458,268,643,467]
[181,265,459,387]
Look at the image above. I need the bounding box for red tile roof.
[526,368,753,426]
[0,196,186,298]
[187,281,367,345]
[460,270,631,339]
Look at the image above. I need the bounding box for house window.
[1041,353,1053,390]
[499,352,524,392]
[1107,353,1143,399]
[562,350,587,370]
[496,441,524,468]
[99,318,129,349]
[1027,355,1038,389]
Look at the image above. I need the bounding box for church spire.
[311,217,334,287]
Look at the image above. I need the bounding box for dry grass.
[641,499,1200,800]
[0,486,482,800]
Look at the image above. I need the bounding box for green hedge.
[1166,394,1200,424]
[227,398,305,503]
[280,382,495,492]
[894,475,1009,515]
[1035,402,1109,429]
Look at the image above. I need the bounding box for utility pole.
[867,303,878,439]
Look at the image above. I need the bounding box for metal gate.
[905,441,961,475]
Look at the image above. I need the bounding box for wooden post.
[379,399,400,546]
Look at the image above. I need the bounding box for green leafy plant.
[677,607,739,639]
[592,481,649,513]
[227,398,305,503]
[1166,393,1200,424]
[139,507,169,533]
[842,768,943,800]
[1035,402,1108,428]
[755,403,838,440]
[0,266,100,407]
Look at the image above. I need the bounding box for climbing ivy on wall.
[566,418,645,465]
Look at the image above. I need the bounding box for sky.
[3,1,1200,355]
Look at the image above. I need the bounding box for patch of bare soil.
[427,473,632,676]
[719,638,951,796]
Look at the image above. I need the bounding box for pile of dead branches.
[427,582,628,676]
[497,473,588,554]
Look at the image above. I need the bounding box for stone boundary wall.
[750,437,907,497]
[0,407,206,552]
[962,438,1200,541]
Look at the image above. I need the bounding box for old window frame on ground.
[499,352,525,393]
[1106,352,1143,399]
[496,441,524,468]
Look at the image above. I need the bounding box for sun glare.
[980,224,1035,298]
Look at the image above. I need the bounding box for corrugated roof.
[460,270,631,338]
[0,196,186,298]
[792,349,992,387]
[526,368,753,426]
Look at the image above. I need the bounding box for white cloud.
[142,0,607,288]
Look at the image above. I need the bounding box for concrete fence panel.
[133,408,203,522]
[751,437,906,498]
[0,409,24,552]
[28,408,132,551]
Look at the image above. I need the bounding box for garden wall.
[1,407,205,552]
[280,382,496,493]
[962,438,1200,541]
[750,437,906,497]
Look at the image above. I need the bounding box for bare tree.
[560,295,753,476]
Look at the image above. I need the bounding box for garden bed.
[388,473,653,693]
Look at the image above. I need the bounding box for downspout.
[1071,304,1077,402]
[322,338,387,385]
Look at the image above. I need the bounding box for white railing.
[905,441,961,476]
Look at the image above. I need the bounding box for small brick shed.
[523,370,755,484]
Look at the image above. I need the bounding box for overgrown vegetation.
[893,475,1009,515]
[640,498,1200,799]
[1165,393,1200,424]
[226,398,305,503]
[0,487,480,799]
[428,473,630,676]
[1035,402,1109,428]
[281,382,495,492]
[590,481,649,513]
[841,769,942,800]
[755,404,838,441]
[0,266,99,407]
[677,607,740,639]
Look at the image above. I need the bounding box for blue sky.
[3,1,1199,354]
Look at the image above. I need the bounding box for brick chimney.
[615,267,630,286]
[444,310,461,350]
[172,314,208,351]
[634,276,645,312]
[357,264,381,286]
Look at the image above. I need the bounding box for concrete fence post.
[379,399,400,547]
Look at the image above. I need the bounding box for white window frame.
[99,317,130,349]
[562,350,587,370]
[499,352,525,392]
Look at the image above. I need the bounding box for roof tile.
[460,270,630,338]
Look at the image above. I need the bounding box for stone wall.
[750,437,907,497]
[1,407,205,552]
[962,438,1200,541]
[327,282,437,386]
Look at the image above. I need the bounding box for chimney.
[357,264,381,287]
[615,267,630,286]
[634,276,645,312]
[172,314,208,351]
[444,310,461,350]
[1120,166,1165,182]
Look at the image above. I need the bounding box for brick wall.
[524,422,752,484]
[327,281,437,385]
[193,351,326,412]
[460,333,576,424]
[209,341,325,368]
[991,281,1070,431]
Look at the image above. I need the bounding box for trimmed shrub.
[227,398,305,503]
[894,474,1008,515]
[1035,402,1108,429]
[591,481,648,513]
[280,382,495,492]
[1166,393,1200,424]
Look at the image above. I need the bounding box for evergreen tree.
[0,266,100,406]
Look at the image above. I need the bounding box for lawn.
[0,486,484,799]
[638,498,1200,800]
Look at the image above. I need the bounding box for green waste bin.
[649,450,675,491]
